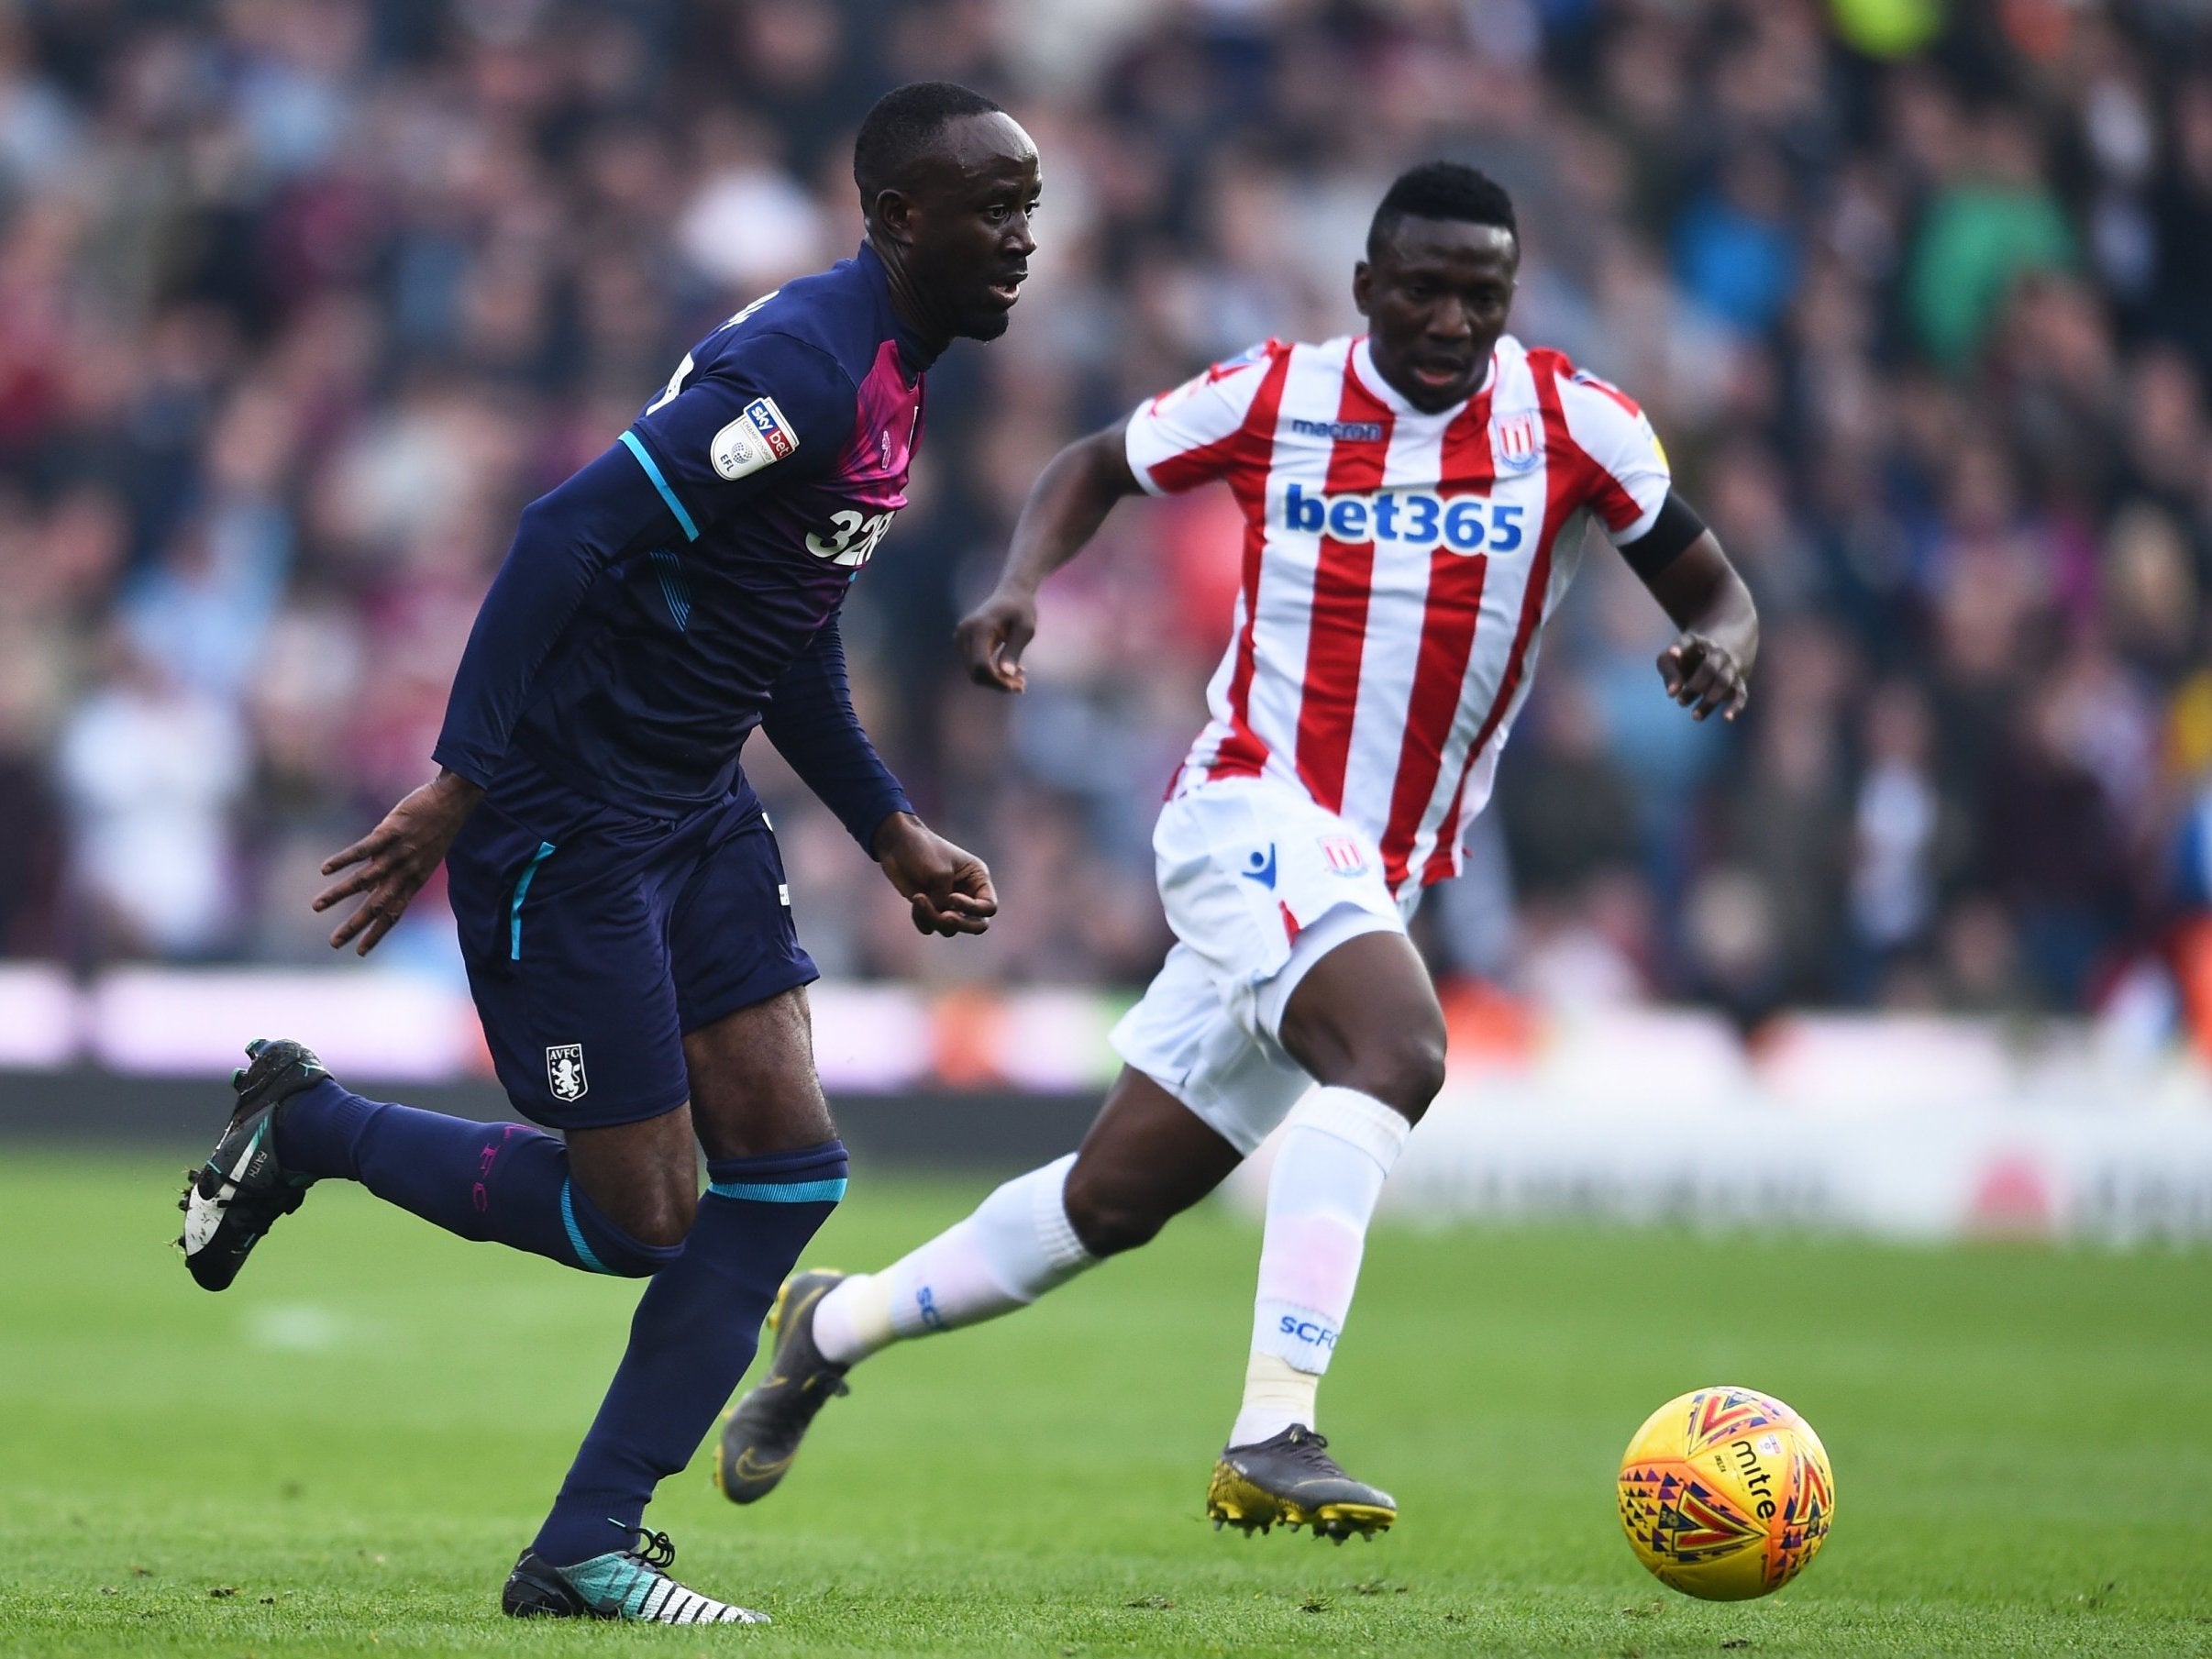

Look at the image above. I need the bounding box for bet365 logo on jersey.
[1280,482,1524,554]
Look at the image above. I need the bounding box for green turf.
[1,1150,2207,1656]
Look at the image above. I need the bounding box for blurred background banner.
[3,0,2211,1209]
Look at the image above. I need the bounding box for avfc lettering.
[1283,482,1525,554]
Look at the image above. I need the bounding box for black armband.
[1618,492,1705,580]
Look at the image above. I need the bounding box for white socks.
[813,1153,1098,1366]
[809,1092,1414,1454]
[1229,1086,1410,1447]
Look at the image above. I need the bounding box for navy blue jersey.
[433,243,929,844]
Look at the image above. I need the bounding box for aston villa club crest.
[1491,409,1541,473]
[547,1044,589,1103]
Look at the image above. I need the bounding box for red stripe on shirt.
[1145,347,1285,494]
[1574,371,1641,418]
[1202,348,1296,782]
[1378,389,1494,889]
[1527,348,1646,531]
[1290,342,1394,813]
[1532,350,1642,419]
[1416,353,1580,887]
[1586,470,1645,532]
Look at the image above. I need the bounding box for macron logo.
[1290,417,1384,442]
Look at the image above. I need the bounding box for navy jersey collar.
[855,241,939,378]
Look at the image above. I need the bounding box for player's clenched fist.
[314,769,484,956]
[1658,636,1751,723]
[956,587,1037,692]
[872,811,998,936]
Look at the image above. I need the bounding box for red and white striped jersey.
[1125,332,1672,893]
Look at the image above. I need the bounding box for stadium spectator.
[2,0,2208,1027]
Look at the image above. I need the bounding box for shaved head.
[853,82,1005,212]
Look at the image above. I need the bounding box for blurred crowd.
[4,0,2212,1029]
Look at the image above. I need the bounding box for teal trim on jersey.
[649,548,693,631]
[707,1176,849,1204]
[559,1178,614,1275]
[618,429,700,543]
[509,842,557,960]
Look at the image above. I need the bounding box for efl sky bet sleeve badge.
[711,396,800,480]
[546,1044,589,1103]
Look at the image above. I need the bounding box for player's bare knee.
[611,1183,697,1252]
[1344,1026,1447,1123]
[625,1213,691,1253]
[1061,1167,1168,1258]
[645,1196,698,1251]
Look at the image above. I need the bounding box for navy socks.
[273,1081,849,1565]
[529,1141,848,1566]
[273,1078,676,1277]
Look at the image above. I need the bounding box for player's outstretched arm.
[1630,509,1759,722]
[956,423,1143,692]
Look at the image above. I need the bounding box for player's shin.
[1231,1087,1410,1447]
[275,1080,679,1277]
[812,1152,1097,1365]
[532,1141,848,1568]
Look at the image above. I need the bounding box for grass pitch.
[2,1149,2208,1656]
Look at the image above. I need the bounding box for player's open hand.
[955,588,1037,693]
[314,770,485,957]
[873,813,998,937]
[1658,635,1750,723]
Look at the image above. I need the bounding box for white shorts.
[1110,774,1420,1155]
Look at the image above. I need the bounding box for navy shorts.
[446,757,817,1130]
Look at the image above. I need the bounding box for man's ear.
[1352,259,1373,319]
[871,186,918,247]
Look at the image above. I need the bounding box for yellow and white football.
[1617,1385,1835,1600]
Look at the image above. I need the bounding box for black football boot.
[176,1038,330,1291]
[1206,1424,1397,1542]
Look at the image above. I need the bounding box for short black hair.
[853,81,1004,208]
[1367,161,1518,258]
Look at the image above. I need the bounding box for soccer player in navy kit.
[176,83,1039,1625]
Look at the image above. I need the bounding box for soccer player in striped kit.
[721,162,1759,1539]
